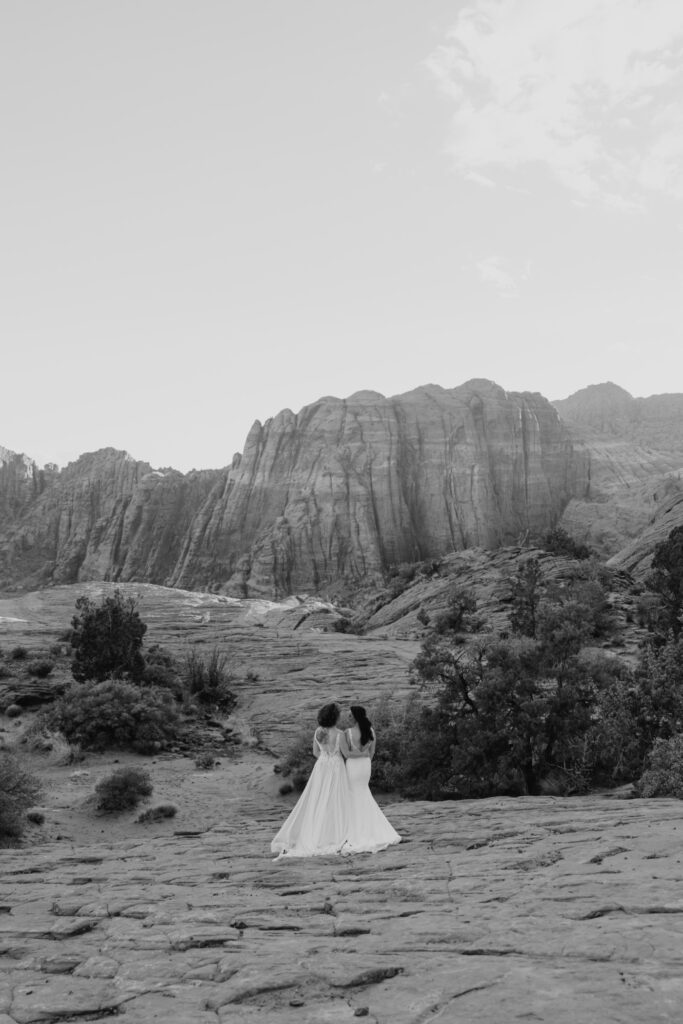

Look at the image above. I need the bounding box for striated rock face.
[170,380,585,595]
[553,384,683,558]
[0,449,221,591]
[0,380,587,596]
[554,382,683,455]
[608,491,683,579]
[0,445,55,524]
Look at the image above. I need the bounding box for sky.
[2,0,683,472]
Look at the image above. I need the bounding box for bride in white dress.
[340,704,401,854]
[271,702,349,858]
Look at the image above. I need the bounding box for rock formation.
[0,381,587,596]
[0,449,221,591]
[0,446,55,524]
[7,377,683,596]
[553,384,683,559]
[553,381,683,455]
[170,380,585,595]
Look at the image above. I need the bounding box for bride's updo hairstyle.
[317,702,341,728]
[350,705,373,747]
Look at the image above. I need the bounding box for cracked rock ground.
[3,793,683,1023]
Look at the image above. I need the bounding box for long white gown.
[271,727,349,858]
[343,729,401,854]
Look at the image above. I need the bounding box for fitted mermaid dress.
[343,729,401,854]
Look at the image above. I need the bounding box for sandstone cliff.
[0,445,55,523]
[0,449,221,591]
[553,384,683,559]
[0,381,587,596]
[553,382,683,455]
[171,380,586,596]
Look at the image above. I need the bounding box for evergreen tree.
[70,590,147,682]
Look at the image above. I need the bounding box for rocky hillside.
[0,380,587,596]
[552,383,683,570]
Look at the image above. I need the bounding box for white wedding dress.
[271,727,349,858]
[343,729,401,854]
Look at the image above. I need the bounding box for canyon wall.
[0,380,589,596]
[171,380,584,595]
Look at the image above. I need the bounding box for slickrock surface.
[2,791,683,1023]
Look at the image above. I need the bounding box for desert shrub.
[510,557,544,637]
[26,808,45,825]
[644,525,683,642]
[194,752,216,769]
[245,669,259,683]
[136,803,177,823]
[22,726,83,766]
[365,694,421,793]
[543,527,592,560]
[95,766,153,812]
[183,648,236,711]
[26,660,55,679]
[141,644,184,699]
[10,646,28,661]
[46,679,182,753]
[70,590,147,682]
[433,587,485,637]
[0,753,42,840]
[637,736,683,798]
[636,639,683,733]
[277,728,315,790]
[416,607,431,627]
[330,616,364,634]
[402,605,632,799]
[49,643,64,658]
[279,781,294,795]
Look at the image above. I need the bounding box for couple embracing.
[271,702,401,858]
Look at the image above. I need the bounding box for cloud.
[426,0,683,204]
[475,255,528,298]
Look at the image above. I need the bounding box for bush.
[95,766,153,812]
[136,803,177,823]
[194,752,217,770]
[0,753,42,840]
[141,644,184,699]
[645,525,683,641]
[543,527,592,560]
[637,736,683,798]
[46,679,182,753]
[26,660,55,679]
[26,808,45,825]
[22,726,82,766]
[10,646,28,661]
[70,590,147,682]
[183,648,236,711]
[276,728,316,790]
[433,587,485,637]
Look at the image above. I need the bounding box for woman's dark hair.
[350,705,373,747]
[317,702,340,728]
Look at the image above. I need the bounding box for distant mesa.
[2,378,683,596]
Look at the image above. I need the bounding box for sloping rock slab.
[1,795,683,1022]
